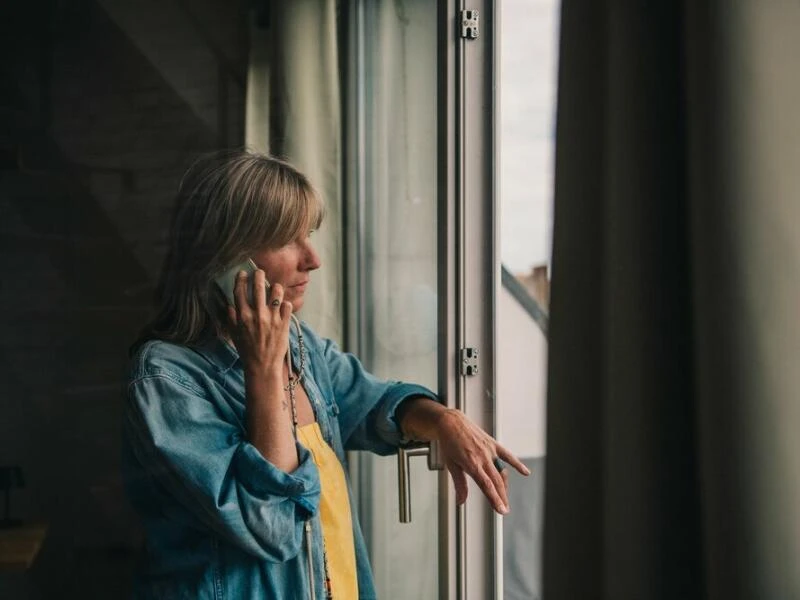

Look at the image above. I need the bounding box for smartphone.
[215,258,269,306]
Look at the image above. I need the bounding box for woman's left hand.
[433,409,529,515]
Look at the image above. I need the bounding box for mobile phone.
[214,258,269,306]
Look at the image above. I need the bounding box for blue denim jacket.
[122,321,436,599]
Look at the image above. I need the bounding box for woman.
[122,150,528,599]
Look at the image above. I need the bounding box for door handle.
[397,441,444,523]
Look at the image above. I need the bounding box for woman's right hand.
[227,269,292,375]
[228,269,299,471]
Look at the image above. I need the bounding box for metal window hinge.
[460,347,479,376]
[460,9,479,40]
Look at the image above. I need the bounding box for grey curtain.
[544,1,800,599]
[247,2,439,597]
[245,0,343,343]
[347,2,440,598]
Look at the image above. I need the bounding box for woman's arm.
[396,396,530,515]
[229,270,297,471]
[124,369,321,562]
[243,365,297,471]
[313,331,438,453]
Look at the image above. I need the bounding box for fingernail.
[523,466,531,476]
[237,270,246,278]
[501,505,510,515]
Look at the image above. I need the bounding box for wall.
[498,284,548,459]
[0,1,246,596]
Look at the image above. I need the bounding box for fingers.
[233,270,251,315]
[266,281,284,310]
[486,458,510,514]
[226,305,238,328]
[279,300,293,320]
[227,269,291,371]
[495,444,531,476]
[267,283,292,329]
[448,464,469,505]
[448,457,511,515]
[438,411,528,515]
[232,271,289,336]
[447,456,508,513]
[252,268,267,308]
[233,269,287,313]
[473,466,509,515]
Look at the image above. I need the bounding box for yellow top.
[296,422,358,599]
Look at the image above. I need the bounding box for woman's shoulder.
[295,319,326,353]
[296,319,338,354]
[128,338,220,387]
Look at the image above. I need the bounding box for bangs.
[255,168,325,249]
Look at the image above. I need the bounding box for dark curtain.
[544,1,800,598]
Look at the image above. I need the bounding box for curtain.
[544,1,800,598]
[245,0,343,342]
[247,2,439,597]
[349,1,440,598]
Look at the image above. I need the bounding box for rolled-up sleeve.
[318,336,438,454]
[124,373,320,563]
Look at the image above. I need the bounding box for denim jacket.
[122,320,437,599]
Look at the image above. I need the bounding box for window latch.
[460,9,479,40]
[460,347,479,376]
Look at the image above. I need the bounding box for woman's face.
[251,232,321,312]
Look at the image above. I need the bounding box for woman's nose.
[303,241,322,271]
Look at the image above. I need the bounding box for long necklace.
[285,315,333,600]
[285,314,305,432]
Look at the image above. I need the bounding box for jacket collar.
[191,326,301,374]
[192,336,240,373]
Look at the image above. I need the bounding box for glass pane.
[350,1,439,598]
[498,0,561,598]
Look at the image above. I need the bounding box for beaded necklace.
[285,315,333,600]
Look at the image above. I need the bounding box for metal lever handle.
[398,441,444,523]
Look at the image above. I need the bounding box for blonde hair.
[133,150,324,350]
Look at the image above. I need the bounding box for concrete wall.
[497,282,548,600]
[498,284,548,459]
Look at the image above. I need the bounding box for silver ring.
[493,457,506,472]
[270,299,281,307]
